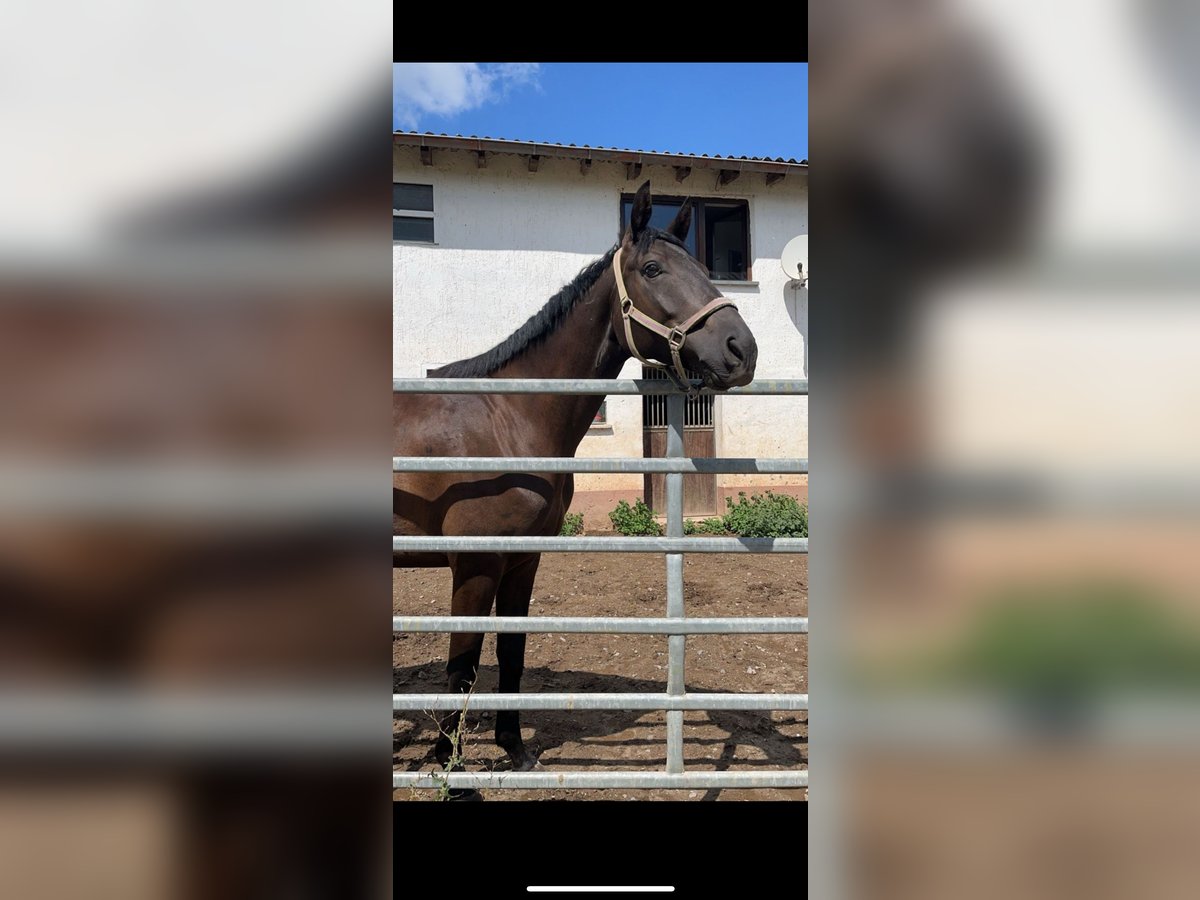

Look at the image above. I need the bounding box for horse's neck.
[493,271,627,454]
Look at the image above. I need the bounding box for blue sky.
[393,63,807,160]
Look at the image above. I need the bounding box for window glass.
[704,203,748,280]
[393,183,433,212]
[393,216,434,242]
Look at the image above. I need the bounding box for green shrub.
[685,517,729,535]
[857,582,1200,703]
[608,498,663,536]
[721,491,808,538]
[940,583,1200,696]
[559,512,584,536]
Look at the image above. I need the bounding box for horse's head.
[613,181,757,389]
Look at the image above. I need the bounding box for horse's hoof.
[514,757,544,772]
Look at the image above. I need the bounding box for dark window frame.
[619,193,752,281]
[393,181,435,244]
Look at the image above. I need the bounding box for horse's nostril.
[726,335,745,363]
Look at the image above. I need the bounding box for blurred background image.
[811,1,1200,898]
[4,0,1200,894]
[0,4,391,898]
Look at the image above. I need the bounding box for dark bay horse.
[393,181,758,772]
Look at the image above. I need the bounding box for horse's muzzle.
[710,326,757,388]
[722,331,758,386]
[688,307,758,389]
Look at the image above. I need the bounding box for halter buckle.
[620,297,633,316]
[667,327,686,350]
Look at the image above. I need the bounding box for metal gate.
[392,376,809,792]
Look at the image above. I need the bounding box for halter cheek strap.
[612,246,738,392]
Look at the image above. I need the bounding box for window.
[619,194,751,280]
[393,183,434,243]
[592,400,608,427]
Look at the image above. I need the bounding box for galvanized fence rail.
[392,377,808,792]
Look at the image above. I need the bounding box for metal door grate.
[642,368,714,429]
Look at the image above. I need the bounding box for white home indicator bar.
[526,889,675,894]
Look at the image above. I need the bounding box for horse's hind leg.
[436,554,502,773]
[494,553,541,771]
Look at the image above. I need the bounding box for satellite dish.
[781,235,807,287]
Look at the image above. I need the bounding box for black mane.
[429,229,691,378]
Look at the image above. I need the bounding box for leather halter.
[612,246,738,392]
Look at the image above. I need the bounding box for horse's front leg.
[437,553,503,772]
[494,553,541,771]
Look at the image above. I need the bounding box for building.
[393,132,808,523]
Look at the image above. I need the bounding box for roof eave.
[391,132,808,175]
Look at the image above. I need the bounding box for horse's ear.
[629,180,653,241]
[667,201,692,241]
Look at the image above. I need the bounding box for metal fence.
[392,377,809,792]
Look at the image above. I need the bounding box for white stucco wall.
[393,145,808,493]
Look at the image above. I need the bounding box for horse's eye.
[642,262,662,278]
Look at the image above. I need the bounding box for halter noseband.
[612,246,738,393]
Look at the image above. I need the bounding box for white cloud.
[392,63,540,130]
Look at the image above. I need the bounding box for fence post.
[665,392,686,774]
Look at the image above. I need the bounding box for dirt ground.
[393,537,807,801]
